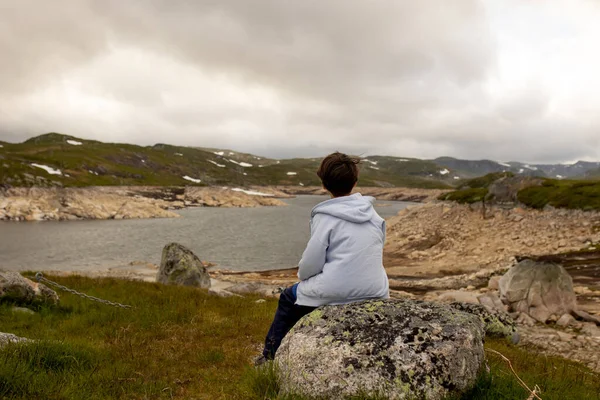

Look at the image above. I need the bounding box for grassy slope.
[518,179,600,211]
[439,172,600,211]
[0,133,451,189]
[1,276,598,399]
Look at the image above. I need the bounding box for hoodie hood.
[311,193,376,223]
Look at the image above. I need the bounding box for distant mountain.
[1,133,598,189]
[432,157,600,180]
[0,133,451,189]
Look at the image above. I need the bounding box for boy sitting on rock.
[258,152,390,364]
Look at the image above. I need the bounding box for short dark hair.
[317,152,360,197]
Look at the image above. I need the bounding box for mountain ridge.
[1,133,598,189]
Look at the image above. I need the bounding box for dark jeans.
[262,284,317,359]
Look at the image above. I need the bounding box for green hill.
[0,133,451,189]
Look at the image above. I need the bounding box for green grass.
[1,276,598,399]
[439,172,600,211]
[0,275,276,399]
[517,179,600,211]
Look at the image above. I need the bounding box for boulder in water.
[499,260,576,323]
[275,299,485,400]
[156,243,211,288]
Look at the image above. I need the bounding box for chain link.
[35,272,133,309]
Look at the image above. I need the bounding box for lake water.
[0,195,413,272]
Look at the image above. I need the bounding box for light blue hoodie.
[296,193,390,307]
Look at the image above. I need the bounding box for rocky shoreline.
[0,185,444,222]
[0,186,288,221]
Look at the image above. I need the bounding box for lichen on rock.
[276,299,485,400]
[448,302,518,341]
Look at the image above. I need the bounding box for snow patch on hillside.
[439,169,450,175]
[498,162,511,167]
[228,159,253,167]
[213,151,225,156]
[287,172,297,176]
[369,166,380,170]
[183,176,201,183]
[208,160,226,168]
[67,140,83,146]
[174,153,183,157]
[31,163,62,175]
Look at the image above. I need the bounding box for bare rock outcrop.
[184,187,286,208]
[156,243,211,288]
[0,187,180,221]
[276,299,485,400]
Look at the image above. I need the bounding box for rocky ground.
[0,186,287,221]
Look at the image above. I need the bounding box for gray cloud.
[1,0,599,163]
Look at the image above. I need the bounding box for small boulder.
[0,332,30,347]
[276,299,485,400]
[499,260,576,323]
[226,282,280,297]
[0,271,59,306]
[156,243,211,288]
[556,314,576,327]
[477,292,506,313]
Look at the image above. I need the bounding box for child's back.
[296,193,389,306]
[258,152,390,362]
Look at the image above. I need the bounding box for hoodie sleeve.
[297,214,330,281]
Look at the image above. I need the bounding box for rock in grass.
[276,299,485,400]
[499,260,576,323]
[0,271,59,306]
[156,243,211,288]
[0,332,31,347]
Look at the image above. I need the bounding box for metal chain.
[34,272,133,309]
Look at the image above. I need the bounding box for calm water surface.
[0,195,413,272]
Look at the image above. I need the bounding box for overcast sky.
[1,1,599,163]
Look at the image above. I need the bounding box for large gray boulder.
[275,299,485,400]
[156,243,211,288]
[0,271,59,306]
[499,260,576,323]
